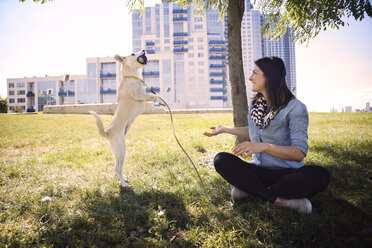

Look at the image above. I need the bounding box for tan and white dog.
[90,50,164,188]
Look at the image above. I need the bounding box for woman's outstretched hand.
[203,125,225,137]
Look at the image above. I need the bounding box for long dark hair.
[254,56,294,110]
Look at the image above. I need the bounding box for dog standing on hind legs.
[90,50,164,188]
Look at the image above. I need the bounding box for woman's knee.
[214,152,234,172]
[305,165,331,190]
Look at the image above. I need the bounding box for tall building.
[345,106,352,113]
[365,102,371,112]
[132,3,229,109]
[261,26,297,95]
[132,1,297,109]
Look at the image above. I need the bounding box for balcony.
[100,88,117,94]
[58,90,75,96]
[209,47,226,52]
[146,41,155,46]
[210,72,226,76]
[146,87,160,93]
[210,79,226,84]
[173,40,188,45]
[173,17,187,22]
[27,91,35,97]
[174,47,188,53]
[209,55,226,60]
[210,87,227,92]
[100,72,116,78]
[173,9,187,14]
[209,40,225,45]
[210,95,227,100]
[210,64,226,69]
[142,71,160,76]
[58,90,67,96]
[173,32,188,37]
[147,49,155,54]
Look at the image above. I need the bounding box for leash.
[124,75,210,200]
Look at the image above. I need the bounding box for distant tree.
[13,106,24,113]
[0,98,9,113]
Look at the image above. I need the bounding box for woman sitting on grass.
[204,57,330,214]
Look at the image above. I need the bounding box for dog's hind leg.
[109,132,131,188]
[124,120,134,135]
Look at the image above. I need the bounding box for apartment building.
[132,3,230,109]
[7,57,121,113]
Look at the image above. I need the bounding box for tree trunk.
[227,0,250,144]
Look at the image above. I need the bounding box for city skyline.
[1,0,371,112]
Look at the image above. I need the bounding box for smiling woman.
[205,57,331,214]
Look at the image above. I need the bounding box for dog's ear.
[114,55,126,63]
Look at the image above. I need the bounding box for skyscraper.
[132,1,297,109]
[132,3,229,109]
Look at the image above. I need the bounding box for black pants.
[214,152,330,203]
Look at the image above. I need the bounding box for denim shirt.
[248,98,309,169]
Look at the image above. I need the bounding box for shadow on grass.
[309,141,372,213]
[225,140,372,248]
[229,190,372,248]
[37,187,193,247]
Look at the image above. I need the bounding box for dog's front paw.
[114,55,125,62]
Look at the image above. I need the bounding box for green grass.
[0,112,371,247]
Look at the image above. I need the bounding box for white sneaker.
[284,198,312,214]
[231,186,248,204]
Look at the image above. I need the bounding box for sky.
[0,0,371,112]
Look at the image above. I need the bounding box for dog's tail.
[89,111,109,139]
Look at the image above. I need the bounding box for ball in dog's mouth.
[137,54,147,65]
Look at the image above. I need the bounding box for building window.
[195,25,203,29]
[17,98,26,103]
[9,83,14,88]
[198,53,204,57]
[88,63,96,78]
[188,53,194,58]
[198,45,203,50]
[197,37,203,42]
[78,79,97,105]
[17,90,25,95]
[9,91,14,95]
[17,82,25,88]
[9,98,14,103]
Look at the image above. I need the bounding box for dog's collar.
[123,76,144,83]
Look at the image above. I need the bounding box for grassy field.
[0,112,371,247]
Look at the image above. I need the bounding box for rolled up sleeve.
[288,103,309,157]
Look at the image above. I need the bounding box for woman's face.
[249,64,266,94]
